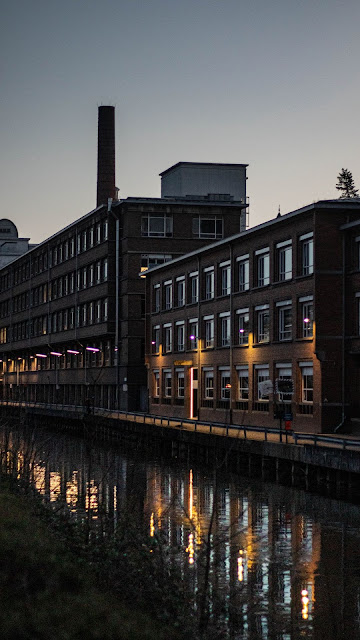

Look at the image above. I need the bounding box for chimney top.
[96,106,116,208]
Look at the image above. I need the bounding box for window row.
[151,297,313,353]
[0,219,109,291]
[152,234,313,311]
[152,362,313,408]
[2,341,113,372]
[141,214,225,239]
[7,298,109,343]
[8,260,109,316]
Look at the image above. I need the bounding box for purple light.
[239,329,245,333]
[189,335,196,340]
[50,351,62,357]
[86,347,100,352]
[35,353,47,358]
[151,341,156,345]
[67,349,79,355]
[303,317,310,323]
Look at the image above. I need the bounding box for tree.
[336,168,359,198]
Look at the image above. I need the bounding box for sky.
[2,0,360,243]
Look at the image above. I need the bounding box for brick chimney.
[96,106,116,207]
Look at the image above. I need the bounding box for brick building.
[144,199,360,433]
[0,108,248,411]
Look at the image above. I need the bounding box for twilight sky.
[2,0,360,243]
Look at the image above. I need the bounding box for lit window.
[153,285,160,313]
[220,370,231,399]
[276,365,292,402]
[152,325,160,353]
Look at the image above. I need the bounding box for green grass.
[0,484,177,640]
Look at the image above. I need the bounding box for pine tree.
[336,168,359,198]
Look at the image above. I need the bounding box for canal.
[2,420,360,640]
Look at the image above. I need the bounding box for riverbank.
[0,479,177,640]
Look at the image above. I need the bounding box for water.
[1,421,360,640]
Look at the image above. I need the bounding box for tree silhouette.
[336,168,359,198]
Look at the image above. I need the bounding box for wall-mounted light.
[86,347,100,352]
[303,317,310,323]
[189,335,196,340]
[67,349,79,355]
[50,351,62,357]
[35,353,47,358]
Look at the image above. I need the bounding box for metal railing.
[1,400,360,452]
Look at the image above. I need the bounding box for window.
[89,264,94,287]
[237,367,249,400]
[176,322,185,351]
[204,316,214,348]
[277,301,292,341]
[300,364,313,403]
[77,234,81,254]
[188,319,198,349]
[237,255,249,292]
[277,241,292,281]
[164,282,173,310]
[153,371,160,397]
[189,273,199,304]
[95,300,101,323]
[152,325,160,353]
[204,370,214,399]
[256,249,270,287]
[300,297,313,338]
[192,216,223,239]
[103,219,108,240]
[256,306,270,343]
[82,230,87,252]
[163,371,172,397]
[164,324,172,352]
[300,233,314,276]
[141,254,172,274]
[276,365,292,402]
[255,365,270,401]
[89,227,94,247]
[141,214,173,237]
[176,278,185,307]
[176,371,185,398]
[103,258,108,281]
[96,261,101,283]
[220,262,231,296]
[153,285,161,313]
[220,313,230,347]
[237,308,249,345]
[96,223,101,244]
[204,268,214,300]
[220,370,231,399]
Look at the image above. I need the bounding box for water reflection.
[1,423,360,639]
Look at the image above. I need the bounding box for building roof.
[159,161,249,177]
[141,199,360,277]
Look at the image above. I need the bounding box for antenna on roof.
[277,205,281,218]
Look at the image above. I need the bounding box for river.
[1,420,360,639]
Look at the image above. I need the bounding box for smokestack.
[96,106,116,208]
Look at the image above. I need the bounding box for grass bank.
[0,481,177,640]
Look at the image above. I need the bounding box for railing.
[1,400,360,452]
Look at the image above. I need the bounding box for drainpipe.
[334,232,346,432]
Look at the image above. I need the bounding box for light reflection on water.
[2,424,360,640]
